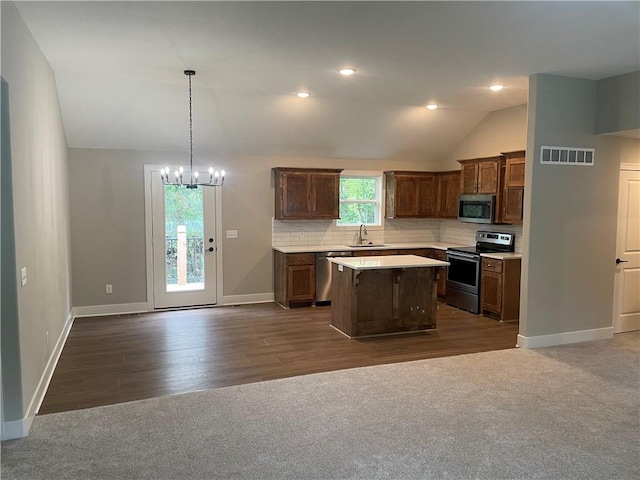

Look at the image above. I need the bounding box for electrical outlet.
[45,331,49,345]
[21,267,27,286]
[106,284,113,294]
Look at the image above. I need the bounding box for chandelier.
[160,70,225,188]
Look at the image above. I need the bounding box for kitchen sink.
[345,243,387,248]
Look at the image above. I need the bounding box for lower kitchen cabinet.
[401,248,447,298]
[352,249,399,257]
[481,257,521,321]
[274,251,315,308]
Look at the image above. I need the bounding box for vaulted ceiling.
[15,1,640,162]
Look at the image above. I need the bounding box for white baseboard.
[1,310,75,441]
[73,302,149,318]
[2,417,30,441]
[517,326,614,349]
[221,293,274,306]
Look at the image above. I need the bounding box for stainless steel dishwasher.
[316,251,353,304]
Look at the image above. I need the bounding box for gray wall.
[441,104,528,170]
[1,2,72,425]
[68,104,529,307]
[596,70,640,135]
[521,74,626,338]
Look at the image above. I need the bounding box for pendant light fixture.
[160,70,225,188]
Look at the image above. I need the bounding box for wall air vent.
[540,146,594,166]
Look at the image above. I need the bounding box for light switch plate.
[21,267,27,286]
[226,230,238,239]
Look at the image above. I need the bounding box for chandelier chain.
[188,72,194,169]
[159,69,224,188]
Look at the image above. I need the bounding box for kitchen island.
[328,255,449,337]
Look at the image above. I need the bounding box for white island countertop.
[328,254,449,271]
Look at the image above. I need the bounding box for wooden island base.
[330,262,440,337]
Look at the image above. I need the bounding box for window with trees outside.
[337,172,383,226]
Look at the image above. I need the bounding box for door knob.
[209,238,214,243]
[615,258,628,264]
[207,247,214,252]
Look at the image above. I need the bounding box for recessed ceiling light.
[426,103,438,110]
[296,91,311,98]
[489,84,504,92]
[339,68,356,76]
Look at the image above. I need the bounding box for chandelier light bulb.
[193,171,199,179]
[220,170,225,177]
[174,170,180,178]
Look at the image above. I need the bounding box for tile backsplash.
[273,218,523,251]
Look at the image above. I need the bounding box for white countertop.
[480,252,522,260]
[273,242,463,254]
[328,254,450,270]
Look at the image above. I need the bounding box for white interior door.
[150,170,217,309]
[613,168,640,333]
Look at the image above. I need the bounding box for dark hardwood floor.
[39,302,519,415]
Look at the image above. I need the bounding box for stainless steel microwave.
[458,194,495,224]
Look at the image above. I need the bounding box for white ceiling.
[14,1,640,162]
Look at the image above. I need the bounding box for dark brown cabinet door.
[461,163,479,194]
[281,173,311,218]
[425,248,447,297]
[437,172,461,218]
[503,187,524,223]
[505,157,525,188]
[416,174,437,217]
[287,265,315,302]
[312,173,340,218]
[481,270,502,314]
[394,176,418,216]
[477,160,499,194]
[502,153,526,224]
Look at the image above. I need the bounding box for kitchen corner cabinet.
[481,257,521,321]
[501,150,526,224]
[274,251,315,308]
[385,171,460,219]
[273,168,343,220]
[458,156,503,195]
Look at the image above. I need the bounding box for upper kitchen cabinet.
[436,170,461,219]
[385,171,437,218]
[501,150,526,224]
[458,156,503,195]
[273,168,343,219]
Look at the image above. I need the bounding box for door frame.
[613,162,640,332]
[144,164,224,310]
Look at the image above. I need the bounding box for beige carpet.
[2,332,638,480]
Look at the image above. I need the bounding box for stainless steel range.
[445,231,515,314]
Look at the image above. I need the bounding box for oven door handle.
[447,251,479,260]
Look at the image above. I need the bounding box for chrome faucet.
[358,224,369,244]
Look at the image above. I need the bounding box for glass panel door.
[151,171,217,309]
[164,185,205,293]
